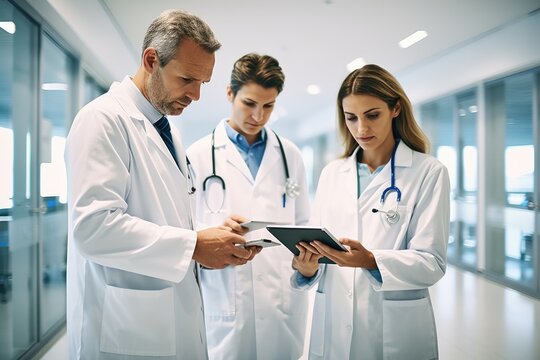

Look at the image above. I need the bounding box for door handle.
[29,205,47,214]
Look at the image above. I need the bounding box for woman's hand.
[311,238,378,269]
[292,241,323,277]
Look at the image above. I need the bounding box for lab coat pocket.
[280,260,305,314]
[200,266,236,318]
[100,285,176,356]
[309,291,326,357]
[382,297,437,360]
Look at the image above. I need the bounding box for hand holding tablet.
[266,226,347,264]
[236,238,281,248]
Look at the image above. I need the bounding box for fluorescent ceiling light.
[307,84,321,95]
[0,21,16,35]
[346,57,366,72]
[398,30,428,48]
[468,105,478,113]
[42,83,68,91]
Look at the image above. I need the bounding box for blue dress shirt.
[224,121,267,179]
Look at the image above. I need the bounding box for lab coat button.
[257,274,263,281]
[346,324,352,331]
[347,290,352,297]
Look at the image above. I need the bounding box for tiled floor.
[40,265,540,359]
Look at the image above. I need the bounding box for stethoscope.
[202,127,300,213]
[358,139,402,224]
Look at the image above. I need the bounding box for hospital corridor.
[1,0,540,359]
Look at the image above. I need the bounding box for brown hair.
[229,53,285,97]
[336,64,429,158]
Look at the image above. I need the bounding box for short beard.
[146,67,173,115]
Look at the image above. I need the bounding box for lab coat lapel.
[112,82,181,174]
[337,149,360,202]
[214,121,254,184]
[254,130,280,186]
[145,121,183,172]
[170,125,189,177]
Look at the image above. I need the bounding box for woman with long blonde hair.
[292,64,450,359]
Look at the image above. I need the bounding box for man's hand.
[193,226,259,269]
[311,238,377,269]
[223,214,249,235]
[292,241,323,277]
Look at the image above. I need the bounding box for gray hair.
[142,9,221,67]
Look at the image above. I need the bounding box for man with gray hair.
[65,10,257,359]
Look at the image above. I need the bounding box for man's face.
[146,39,215,116]
[227,82,278,144]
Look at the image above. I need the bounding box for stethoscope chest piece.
[285,178,300,198]
[384,209,400,224]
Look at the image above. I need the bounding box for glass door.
[39,33,74,336]
[0,1,40,358]
[485,69,538,294]
[455,90,478,269]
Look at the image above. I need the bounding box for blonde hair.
[336,64,429,158]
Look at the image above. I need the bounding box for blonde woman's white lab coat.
[65,77,206,359]
[300,142,450,360]
[187,120,311,360]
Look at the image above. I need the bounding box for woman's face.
[227,82,278,144]
[342,94,400,154]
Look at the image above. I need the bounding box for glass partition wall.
[0,1,40,358]
[484,71,537,292]
[420,67,540,298]
[39,33,74,339]
[0,0,106,357]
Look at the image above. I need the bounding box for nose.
[252,106,263,122]
[186,82,202,102]
[356,118,369,134]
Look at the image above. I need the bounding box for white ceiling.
[100,0,539,134]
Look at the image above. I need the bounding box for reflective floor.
[40,265,540,360]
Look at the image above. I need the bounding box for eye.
[366,112,379,120]
[242,100,256,107]
[263,103,274,109]
[345,115,357,122]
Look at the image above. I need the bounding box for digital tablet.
[236,238,281,248]
[266,226,347,264]
[240,220,284,232]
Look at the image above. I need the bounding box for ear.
[142,48,160,74]
[392,101,402,118]
[226,85,235,103]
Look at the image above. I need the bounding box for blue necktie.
[154,116,178,166]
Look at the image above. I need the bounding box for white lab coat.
[303,142,450,360]
[186,120,311,360]
[65,77,207,359]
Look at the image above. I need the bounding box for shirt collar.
[123,76,163,124]
[224,120,267,149]
[357,163,384,177]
